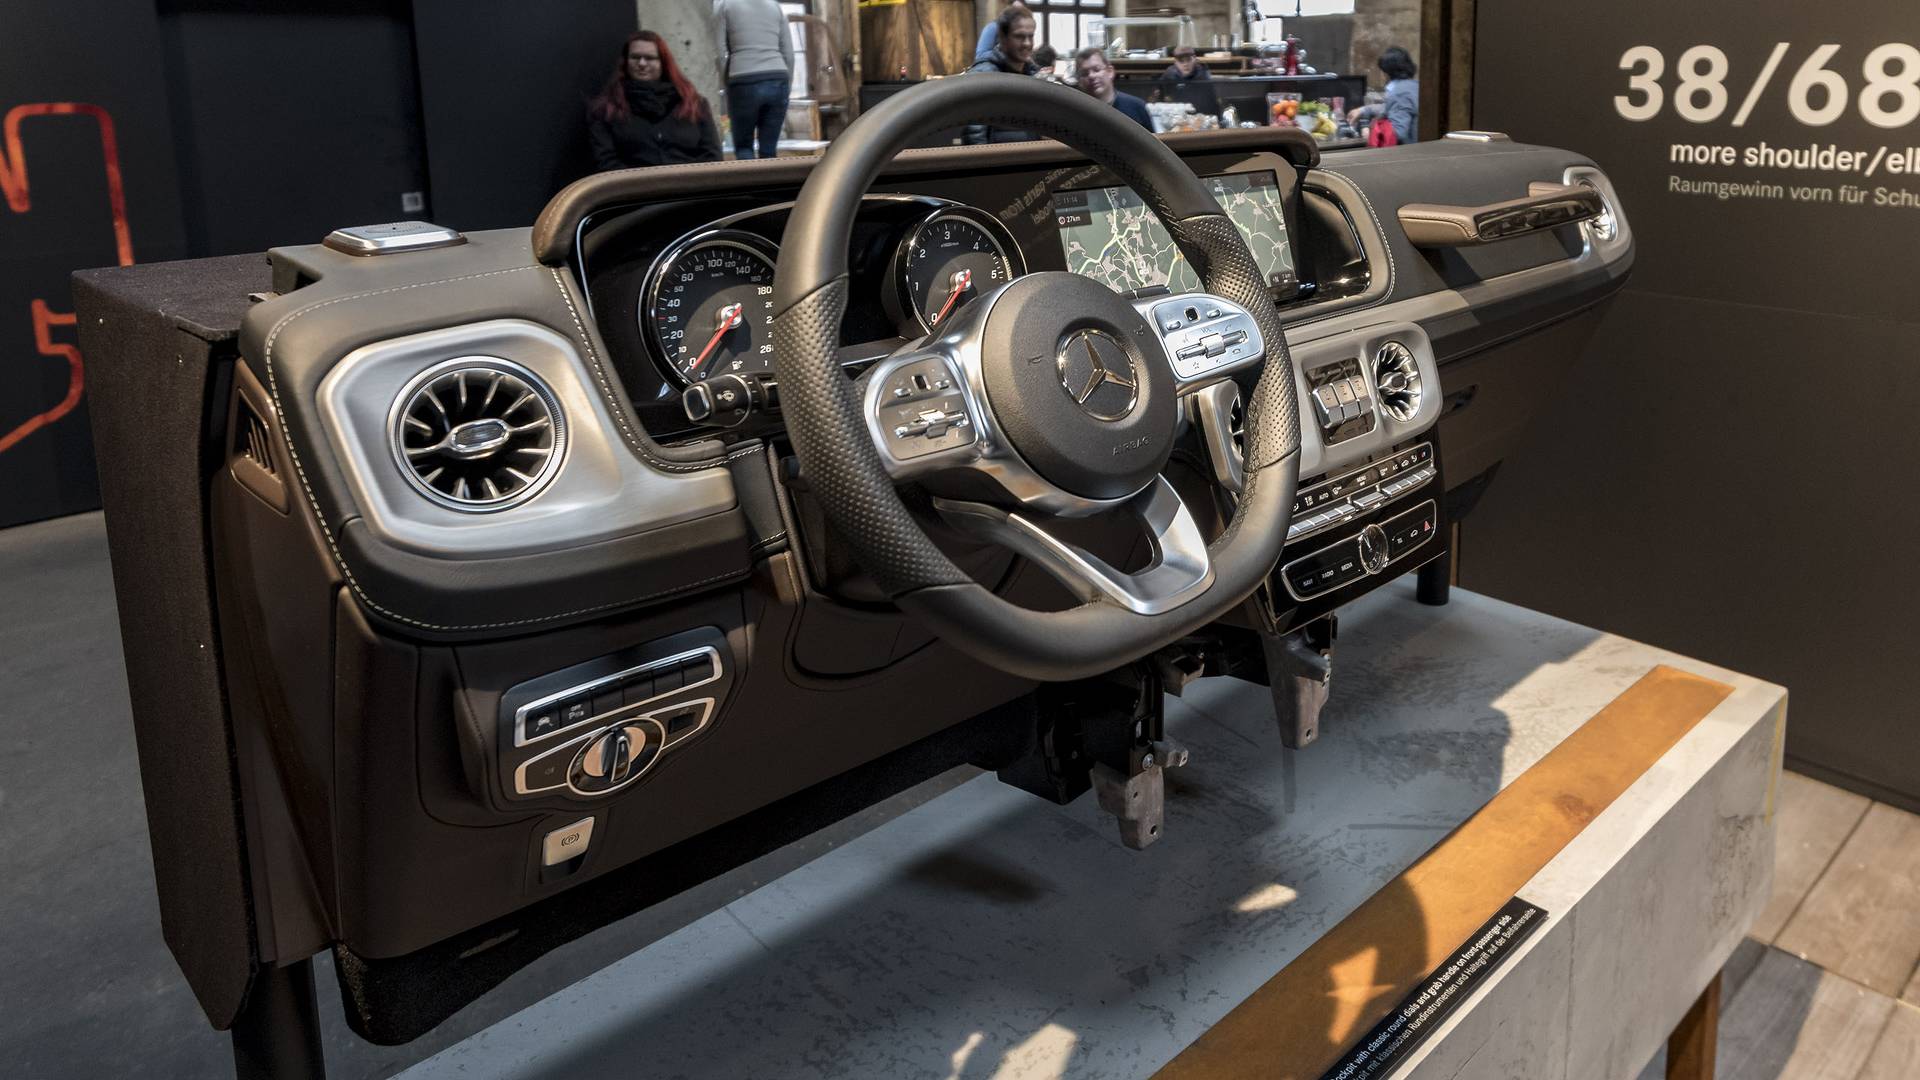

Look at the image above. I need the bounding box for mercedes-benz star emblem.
[1055,329,1139,422]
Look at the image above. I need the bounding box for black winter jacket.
[589,80,722,169]
[962,50,1041,144]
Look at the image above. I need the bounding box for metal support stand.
[1091,737,1189,850]
[231,958,327,1080]
[1261,616,1334,748]
[1417,544,1452,606]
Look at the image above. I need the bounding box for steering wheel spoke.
[1128,291,1267,393]
[933,476,1214,616]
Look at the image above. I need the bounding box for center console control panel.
[1267,434,1449,632]
[494,627,735,803]
[1286,441,1434,545]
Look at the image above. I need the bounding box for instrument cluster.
[635,198,1025,388]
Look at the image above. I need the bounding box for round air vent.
[1373,342,1422,423]
[390,357,565,512]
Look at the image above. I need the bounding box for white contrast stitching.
[258,264,741,632]
[545,266,723,473]
[1314,168,1396,305]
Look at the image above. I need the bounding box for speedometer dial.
[643,230,778,384]
[894,207,1020,336]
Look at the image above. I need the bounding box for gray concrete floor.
[3,510,1915,1078]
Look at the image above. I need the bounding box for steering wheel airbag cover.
[979,273,1176,501]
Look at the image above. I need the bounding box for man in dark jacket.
[1160,47,1212,83]
[1073,47,1155,132]
[962,8,1039,144]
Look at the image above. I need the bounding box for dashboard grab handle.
[1396,182,1603,247]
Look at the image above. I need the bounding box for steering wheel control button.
[541,817,595,867]
[874,355,975,461]
[1142,293,1263,387]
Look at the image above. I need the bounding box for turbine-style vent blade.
[1373,341,1422,423]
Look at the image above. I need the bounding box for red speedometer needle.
[929,268,973,327]
[689,302,744,374]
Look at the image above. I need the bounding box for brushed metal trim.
[317,319,737,559]
[512,645,723,748]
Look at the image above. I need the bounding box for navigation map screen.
[1053,172,1296,296]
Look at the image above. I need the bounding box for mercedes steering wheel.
[771,74,1301,681]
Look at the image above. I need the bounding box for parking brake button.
[542,817,594,866]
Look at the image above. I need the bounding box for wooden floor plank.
[1716,947,1892,1080]
[1776,803,1920,996]
[1856,1001,1920,1080]
[1750,773,1871,943]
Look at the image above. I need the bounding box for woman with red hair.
[588,31,721,169]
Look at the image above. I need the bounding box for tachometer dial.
[643,231,778,383]
[894,208,1020,336]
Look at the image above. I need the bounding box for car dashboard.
[77,123,1635,1047]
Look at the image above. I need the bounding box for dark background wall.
[0,0,637,528]
[1,0,190,528]
[1466,0,1920,807]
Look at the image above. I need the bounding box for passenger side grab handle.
[1396,182,1603,247]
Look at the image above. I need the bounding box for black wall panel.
[1466,0,1920,807]
[156,0,429,257]
[411,0,641,231]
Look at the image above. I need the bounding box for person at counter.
[963,8,1040,143]
[587,31,721,169]
[1161,47,1212,83]
[974,2,1029,63]
[1072,47,1154,132]
[1347,46,1418,144]
[715,0,795,160]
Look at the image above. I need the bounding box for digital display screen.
[1052,171,1296,296]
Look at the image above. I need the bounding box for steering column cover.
[772,75,1299,680]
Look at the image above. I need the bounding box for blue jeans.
[727,77,790,160]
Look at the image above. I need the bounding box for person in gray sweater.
[714,0,795,160]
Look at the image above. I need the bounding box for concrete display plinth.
[398,581,1784,1080]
